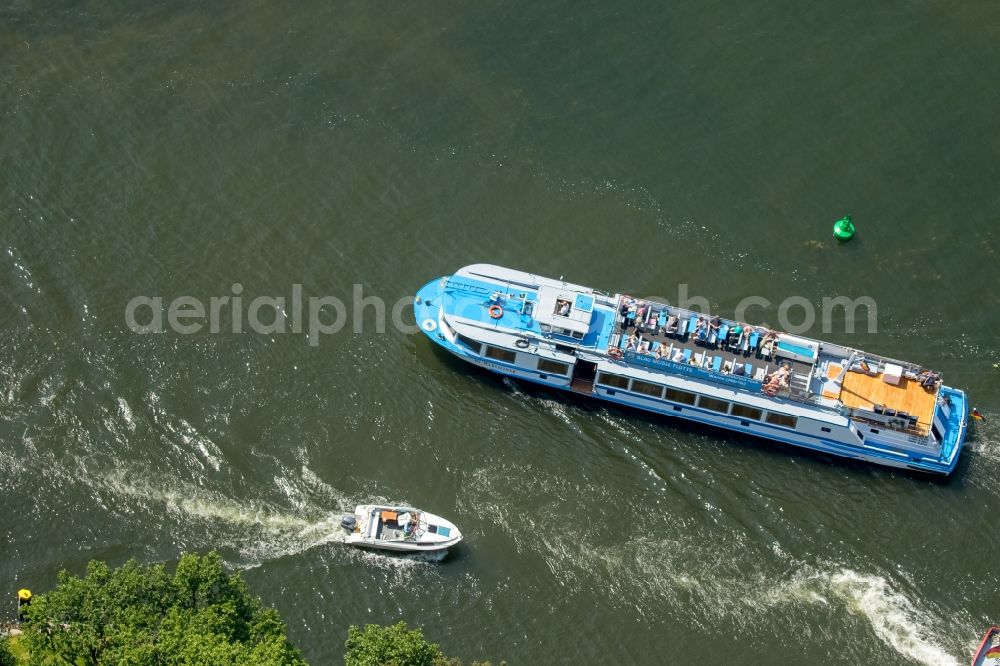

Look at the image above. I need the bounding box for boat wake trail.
[770,566,963,666]
[464,461,967,665]
[96,469,348,568]
[964,420,1000,494]
[501,377,579,430]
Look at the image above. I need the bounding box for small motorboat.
[340,504,462,552]
[973,626,1000,666]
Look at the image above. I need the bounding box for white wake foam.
[769,567,960,666]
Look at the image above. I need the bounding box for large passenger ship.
[414,264,969,474]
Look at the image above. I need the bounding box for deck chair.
[717,324,729,347]
[754,366,767,381]
[682,348,692,363]
[740,332,751,354]
[676,317,689,337]
[712,356,723,373]
[744,363,753,377]
[729,328,744,351]
[748,332,760,353]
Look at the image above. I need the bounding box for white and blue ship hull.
[415,266,969,475]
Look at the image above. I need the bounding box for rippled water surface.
[2,1,1000,664]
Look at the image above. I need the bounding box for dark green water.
[3,2,1000,663]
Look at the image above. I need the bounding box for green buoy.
[833,215,855,241]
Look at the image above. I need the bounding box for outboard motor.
[341,514,357,531]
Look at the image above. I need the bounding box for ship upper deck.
[611,293,943,437]
[440,267,618,351]
[821,357,938,436]
[439,264,946,440]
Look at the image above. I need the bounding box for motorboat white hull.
[341,504,462,552]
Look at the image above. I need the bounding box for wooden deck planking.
[838,370,937,432]
[821,363,843,399]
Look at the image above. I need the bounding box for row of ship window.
[477,341,570,375]
[595,371,797,428]
[470,340,800,430]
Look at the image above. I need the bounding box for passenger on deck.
[729,325,744,348]
[557,299,571,316]
[762,364,791,394]
[759,330,777,357]
[637,341,650,354]
[722,361,733,374]
[733,364,746,376]
[620,297,637,329]
[695,317,708,342]
[709,315,721,332]
[625,333,639,351]
[917,370,940,390]
[619,298,632,318]
[664,314,678,334]
[655,344,667,359]
[671,349,684,362]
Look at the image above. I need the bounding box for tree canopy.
[344,622,501,666]
[20,552,304,666]
[0,638,16,666]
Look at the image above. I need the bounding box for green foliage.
[21,552,304,666]
[0,635,28,666]
[345,622,442,666]
[344,622,503,666]
[0,638,16,666]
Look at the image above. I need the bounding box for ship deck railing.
[445,278,494,299]
[611,296,945,423]
[612,316,831,403]
[613,295,943,380]
[849,412,931,439]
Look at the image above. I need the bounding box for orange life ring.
[488,305,503,319]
